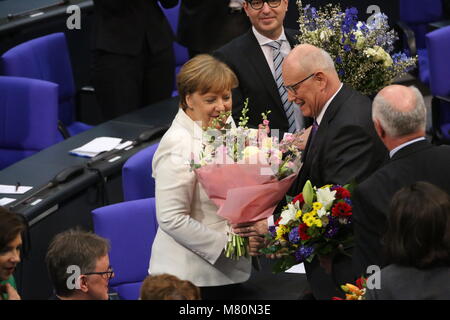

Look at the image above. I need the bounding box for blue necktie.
[266,40,296,133]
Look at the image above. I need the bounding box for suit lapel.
[298,85,353,188]
[241,30,282,113]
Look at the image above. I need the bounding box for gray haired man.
[352,84,450,277]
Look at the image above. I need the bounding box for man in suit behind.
[178,0,251,57]
[352,84,450,278]
[214,0,311,138]
[92,0,178,121]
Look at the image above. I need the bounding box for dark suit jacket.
[92,0,177,56]
[294,84,388,192]
[295,85,388,300]
[365,264,450,300]
[352,140,450,277]
[178,0,250,53]
[214,29,312,134]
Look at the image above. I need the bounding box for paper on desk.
[69,137,131,158]
[285,263,305,274]
[0,197,16,206]
[0,184,33,194]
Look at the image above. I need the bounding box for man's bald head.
[283,44,338,78]
[372,85,426,138]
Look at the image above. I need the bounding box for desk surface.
[0,97,179,222]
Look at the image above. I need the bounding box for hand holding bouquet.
[190,101,303,260]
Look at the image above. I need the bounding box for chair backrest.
[122,143,159,201]
[426,25,450,140]
[399,0,443,49]
[1,32,76,126]
[426,26,450,97]
[91,198,158,299]
[0,76,59,169]
[159,3,189,96]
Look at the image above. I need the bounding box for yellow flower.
[312,202,323,211]
[275,225,287,240]
[295,210,303,219]
[313,218,323,228]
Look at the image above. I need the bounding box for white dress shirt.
[252,27,304,132]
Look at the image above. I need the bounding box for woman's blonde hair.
[177,54,238,110]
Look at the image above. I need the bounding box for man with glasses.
[215,0,312,140]
[235,44,387,300]
[46,229,113,300]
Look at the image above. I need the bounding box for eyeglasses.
[84,267,114,280]
[247,0,281,10]
[284,73,315,94]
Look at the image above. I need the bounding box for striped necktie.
[266,40,296,133]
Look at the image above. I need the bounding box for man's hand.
[232,218,269,237]
[293,126,311,151]
[248,236,265,256]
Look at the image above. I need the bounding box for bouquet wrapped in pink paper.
[190,102,303,259]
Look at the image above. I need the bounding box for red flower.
[332,202,352,217]
[355,277,366,289]
[298,223,311,241]
[274,217,282,226]
[293,193,304,206]
[334,187,351,199]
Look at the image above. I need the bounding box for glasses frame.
[284,73,316,94]
[247,0,282,10]
[84,267,114,280]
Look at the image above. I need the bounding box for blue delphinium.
[294,245,314,263]
[288,227,300,244]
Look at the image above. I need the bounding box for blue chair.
[398,0,444,85]
[122,143,159,201]
[0,76,59,169]
[160,3,189,96]
[1,32,93,138]
[426,26,450,144]
[92,198,158,300]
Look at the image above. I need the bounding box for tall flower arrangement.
[296,0,417,96]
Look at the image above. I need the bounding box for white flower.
[316,187,336,210]
[279,203,298,225]
[317,207,329,218]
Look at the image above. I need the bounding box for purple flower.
[294,245,314,263]
[344,198,353,206]
[269,225,277,238]
[344,44,352,52]
[324,218,339,238]
[341,7,358,34]
[288,227,300,244]
[335,56,342,64]
[338,69,345,77]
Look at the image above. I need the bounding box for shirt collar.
[252,26,287,46]
[316,83,343,125]
[389,137,426,158]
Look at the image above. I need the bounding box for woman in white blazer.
[149,54,253,299]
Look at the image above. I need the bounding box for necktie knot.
[266,40,282,51]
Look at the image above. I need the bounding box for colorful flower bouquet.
[296,0,417,96]
[190,101,303,260]
[260,180,355,272]
[332,277,367,300]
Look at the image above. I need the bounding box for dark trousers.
[199,283,244,300]
[92,42,175,121]
[304,248,356,300]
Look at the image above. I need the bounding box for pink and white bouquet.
[190,101,303,260]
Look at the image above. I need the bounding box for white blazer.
[149,108,251,287]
